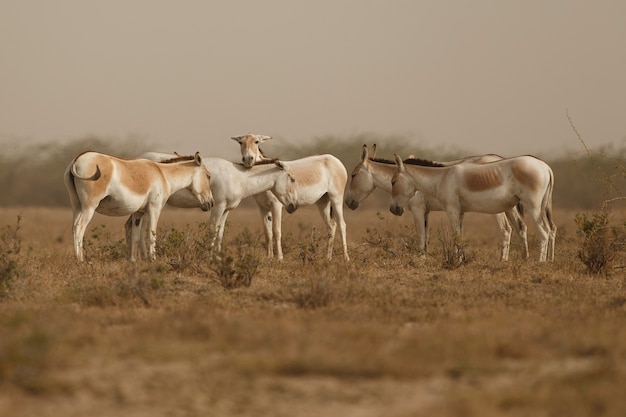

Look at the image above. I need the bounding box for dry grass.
[1,205,625,417]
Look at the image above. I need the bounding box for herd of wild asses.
[65,134,556,263]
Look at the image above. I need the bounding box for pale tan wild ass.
[64,151,214,262]
[345,144,528,260]
[232,134,350,261]
[390,154,556,262]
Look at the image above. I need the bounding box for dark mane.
[368,156,445,167]
[160,155,195,164]
[235,158,279,167]
[253,158,280,165]
[368,157,395,165]
[403,158,445,167]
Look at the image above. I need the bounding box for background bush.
[1,134,625,210]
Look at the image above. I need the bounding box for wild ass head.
[389,154,416,216]
[273,161,299,213]
[231,134,272,168]
[345,144,378,210]
[167,152,214,212]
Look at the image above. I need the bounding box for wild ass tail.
[65,155,102,212]
[70,162,101,181]
[542,167,555,229]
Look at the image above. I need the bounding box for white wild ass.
[389,154,556,262]
[129,152,299,257]
[64,151,214,262]
[232,134,350,261]
[345,144,528,260]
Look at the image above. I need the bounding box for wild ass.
[345,144,528,260]
[389,154,556,262]
[232,134,350,261]
[64,151,214,262]
[129,152,299,257]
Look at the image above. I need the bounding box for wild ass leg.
[316,197,337,260]
[207,204,228,252]
[330,197,350,261]
[528,205,551,262]
[144,208,162,261]
[271,201,284,260]
[253,194,274,258]
[260,207,274,258]
[125,214,150,260]
[494,213,512,261]
[505,208,529,259]
[446,209,465,262]
[423,212,430,253]
[72,205,97,262]
[408,207,428,253]
[129,212,145,262]
[543,208,557,262]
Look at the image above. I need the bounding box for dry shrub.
[297,225,324,264]
[438,226,470,269]
[575,210,626,275]
[569,113,626,274]
[210,228,260,289]
[157,221,216,272]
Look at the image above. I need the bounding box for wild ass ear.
[194,152,202,165]
[361,144,368,162]
[231,136,244,143]
[394,154,405,173]
[370,144,377,158]
[257,135,272,142]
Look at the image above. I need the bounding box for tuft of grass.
[290,272,333,309]
[0,215,22,299]
[0,311,56,394]
[83,223,127,261]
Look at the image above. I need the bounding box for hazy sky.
[2,1,625,160]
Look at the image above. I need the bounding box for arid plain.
[1,204,625,417]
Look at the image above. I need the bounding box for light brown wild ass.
[64,152,214,262]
